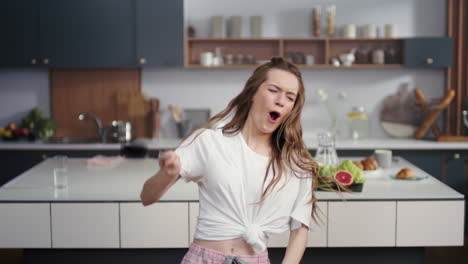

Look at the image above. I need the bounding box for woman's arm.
[140,151,181,206]
[281,224,309,264]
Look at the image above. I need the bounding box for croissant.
[396,168,416,179]
[353,161,364,170]
[362,157,379,170]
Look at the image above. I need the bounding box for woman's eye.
[288,97,295,102]
[268,88,278,93]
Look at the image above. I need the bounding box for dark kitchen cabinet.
[403,37,453,68]
[39,0,136,68]
[0,0,40,67]
[135,0,184,67]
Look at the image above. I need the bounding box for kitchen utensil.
[109,120,133,143]
[415,89,455,139]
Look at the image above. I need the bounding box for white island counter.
[0,157,464,249]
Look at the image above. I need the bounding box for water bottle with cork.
[348,106,369,140]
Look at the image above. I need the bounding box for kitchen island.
[0,157,464,263]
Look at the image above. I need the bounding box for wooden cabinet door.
[51,203,119,248]
[135,0,183,67]
[328,201,396,247]
[0,0,40,67]
[404,37,453,68]
[39,0,136,67]
[120,202,189,248]
[268,201,327,248]
[0,203,51,248]
[396,201,464,246]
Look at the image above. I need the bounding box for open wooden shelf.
[185,37,404,68]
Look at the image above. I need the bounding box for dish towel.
[87,155,124,168]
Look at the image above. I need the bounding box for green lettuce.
[337,160,365,183]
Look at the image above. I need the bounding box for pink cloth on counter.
[87,155,124,167]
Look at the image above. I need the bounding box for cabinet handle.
[43,58,50,65]
[453,153,460,159]
[31,58,37,65]
[139,58,147,65]
[426,58,434,64]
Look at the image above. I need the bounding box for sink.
[44,137,102,144]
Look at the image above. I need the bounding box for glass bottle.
[312,6,321,37]
[348,106,369,140]
[326,5,336,37]
[315,132,339,167]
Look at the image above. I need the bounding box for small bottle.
[348,106,369,140]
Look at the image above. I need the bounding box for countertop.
[0,157,463,202]
[1,137,468,150]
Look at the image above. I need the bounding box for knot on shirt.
[242,223,267,254]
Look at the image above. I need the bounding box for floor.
[0,237,466,264]
[425,235,468,264]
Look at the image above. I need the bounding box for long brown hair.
[185,57,329,224]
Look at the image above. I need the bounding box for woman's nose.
[275,94,286,107]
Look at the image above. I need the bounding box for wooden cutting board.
[51,69,158,139]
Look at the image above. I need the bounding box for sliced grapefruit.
[334,170,354,186]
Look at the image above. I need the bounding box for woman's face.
[249,68,300,134]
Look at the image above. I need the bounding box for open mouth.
[269,111,281,121]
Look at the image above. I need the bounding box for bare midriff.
[193,238,258,256]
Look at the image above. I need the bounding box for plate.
[389,174,428,181]
[362,168,382,177]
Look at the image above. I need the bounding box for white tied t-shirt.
[175,128,313,253]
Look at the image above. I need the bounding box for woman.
[140,57,322,264]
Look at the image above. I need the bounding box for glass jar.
[315,132,339,167]
[326,5,336,37]
[312,6,321,37]
[348,106,369,140]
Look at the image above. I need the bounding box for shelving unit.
[185,37,404,68]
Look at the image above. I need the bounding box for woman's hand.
[140,151,181,206]
[159,150,181,180]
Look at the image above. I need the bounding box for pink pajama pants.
[181,243,271,264]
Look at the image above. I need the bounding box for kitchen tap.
[78,112,106,142]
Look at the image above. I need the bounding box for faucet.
[78,112,106,142]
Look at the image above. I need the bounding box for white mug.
[374,149,392,168]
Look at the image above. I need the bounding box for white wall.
[0,0,446,139]
[0,70,50,126]
[144,0,446,138]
